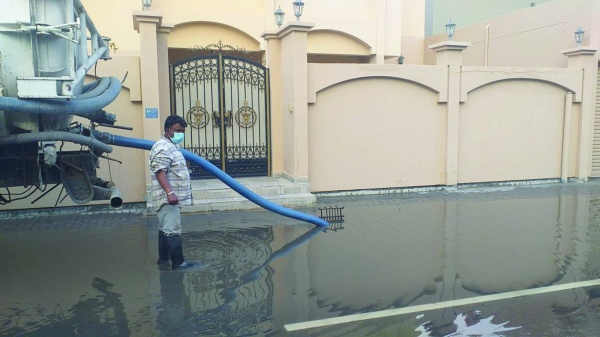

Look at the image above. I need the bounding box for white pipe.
[485,25,490,66]
[561,92,573,182]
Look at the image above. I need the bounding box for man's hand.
[167,192,179,205]
[156,170,178,205]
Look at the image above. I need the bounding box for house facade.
[4,0,600,210]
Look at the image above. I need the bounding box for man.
[149,115,200,270]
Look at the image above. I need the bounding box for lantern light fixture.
[274,6,285,27]
[292,0,304,21]
[445,18,456,41]
[142,0,152,11]
[575,26,585,47]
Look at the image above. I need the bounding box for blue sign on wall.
[145,108,158,118]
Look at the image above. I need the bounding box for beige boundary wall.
[306,49,593,192]
[2,0,599,210]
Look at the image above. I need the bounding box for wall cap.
[428,41,471,52]
[261,31,279,40]
[158,23,175,34]
[133,11,163,32]
[276,22,315,39]
[561,47,598,57]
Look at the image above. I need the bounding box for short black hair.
[164,115,187,131]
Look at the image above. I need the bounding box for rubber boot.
[157,230,170,265]
[167,234,201,270]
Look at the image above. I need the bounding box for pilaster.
[263,22,314,182]
[157,24,174,124]
[133,11,163,188]
[562,47,598,181]
[429,41,470,186]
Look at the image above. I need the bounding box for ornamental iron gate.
[171,50,270,179]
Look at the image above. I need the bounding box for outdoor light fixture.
[274,6,285,27]
[142,0,152,11]
[445,18,456,41]
[398,55,405,64]
[575,26,585,47]
[292,0,304,21]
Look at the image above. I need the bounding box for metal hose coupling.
[92,181,123,208]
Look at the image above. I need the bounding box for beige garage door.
[592,67,600,177]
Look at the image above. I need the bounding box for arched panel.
[307,29,371,55]
[169,22,260,51]
[461,67,583,102]
[459,80,567,183]
[308,64,448,103]
[308,77,446,192]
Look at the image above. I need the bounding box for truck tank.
[0,0,123,208]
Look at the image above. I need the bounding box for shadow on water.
[1,277,130,337]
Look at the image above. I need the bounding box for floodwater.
[1,181,600,336]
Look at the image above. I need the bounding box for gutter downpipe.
[485,24,490,66]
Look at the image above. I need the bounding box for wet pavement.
[1,180,600,336]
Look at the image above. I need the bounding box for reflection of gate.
[171,54,270,179]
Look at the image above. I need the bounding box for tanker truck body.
[0,0,125,208]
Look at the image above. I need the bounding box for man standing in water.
[149,115,200,270]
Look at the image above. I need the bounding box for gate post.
[562,47,598,181]
[262,22,314,183]
[133,11,166,198]
[262,31,283,175]
[429,41,470,186]
[157,24,174,125]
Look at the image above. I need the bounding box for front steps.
[180,176,316,213]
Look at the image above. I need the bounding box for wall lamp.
[292,0,304,21]
[445,18,456,41]
[274,6,285,27]
[142,0,152,11]
[575,26,585,47]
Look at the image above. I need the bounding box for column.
[562,47,598,181]
[261,31,283,175]
[264,22,314,183]
[133,11,162,198]
[429,41,470,186]
[157,24,174,124]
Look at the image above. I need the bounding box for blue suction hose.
[110,135,328,227]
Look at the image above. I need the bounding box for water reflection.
[1,183,600,336]
[306,188,597,317]
[155,225,324,336]
[154,185,599,335]
[157,272,194,335]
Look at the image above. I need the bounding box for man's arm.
[156,170,178,205]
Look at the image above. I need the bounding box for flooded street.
[1,181,600,336]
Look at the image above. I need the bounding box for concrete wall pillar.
[157,24,174,124]
[261,31,283,175]
[429,41,470,186]
[373,0,386,65]
[562,47,598,181]
[133,11,163,197]
[262,22,314,183]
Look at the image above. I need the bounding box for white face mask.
[171,132,185,144]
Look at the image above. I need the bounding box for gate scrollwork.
[186,99,210,129]
[235,100,257,128]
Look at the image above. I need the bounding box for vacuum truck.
[0,0,125,208]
